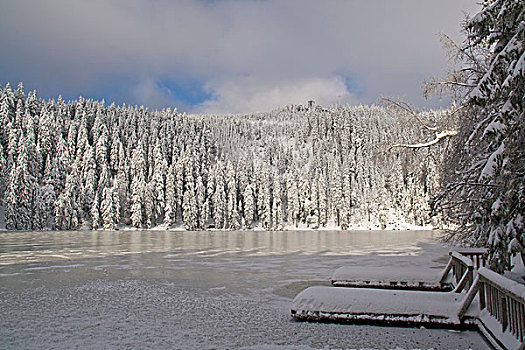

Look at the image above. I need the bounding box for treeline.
[0,83,445,231]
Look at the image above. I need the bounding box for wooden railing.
[439,251,474,292]
[478,267,525,348]
[452,248,488,270]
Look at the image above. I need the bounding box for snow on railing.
[478,267,525,348]
[453,248,488,270]
[448,251,474,292]
[438,251,474,292]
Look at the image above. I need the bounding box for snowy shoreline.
[0,223,438,233]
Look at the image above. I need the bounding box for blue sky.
[0,0,480,114]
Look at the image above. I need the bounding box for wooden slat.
[457,275,479,319]
[438,257,453,285]
[511,299,516,336]
[502,296,508,332]
[479,280,486,310]
[518,303,525,341]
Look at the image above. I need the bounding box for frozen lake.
[0,230,489,349]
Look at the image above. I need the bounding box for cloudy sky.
[0,0,480,114]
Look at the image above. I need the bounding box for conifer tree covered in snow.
[272,170,283,230]
[431,0,524,271]
[195,175,207,229]
[0,83,447,232]
[164,166,176,227]
[243,183,255,229]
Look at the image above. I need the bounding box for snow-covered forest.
[0,83,446,231]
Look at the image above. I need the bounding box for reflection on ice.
[0,230,442,265]
[24,264,86,271]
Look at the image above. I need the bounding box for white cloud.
[196,76,359,114]
[0,0,482,113]
[130,78,174,110]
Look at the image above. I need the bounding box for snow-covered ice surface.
[0,230,490,349]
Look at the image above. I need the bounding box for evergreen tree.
[54,167,82,230]
[212,164,226,228]
[0,144,7,200]
[91,192,100,230]
[5,140,37,229]
[243,183,255,229]
[130,143,146,228]
[112,178,121,225]
[341,170,352,230]
[152,141,167,221]
[109,127,121,172]
[257,165,271,229]
[34,183,56,230]
[101,186,116,230]
[237,159,249,216]
[6,121,19,171]
[433,0,525,271]
[230,205,241,230]
[286,171,299,227]
[0,83,15,148]
[297,173,310,224]
[318,170,328,227]
[130,182,144,228]
[195,175,207,229]
[174,157,185,222]
[225,161,236,228]
[143,182,155,228]
[329,163,343,226]
[272,171,283,230]
[82,145,97,226]
[116,156,129,224]
[182,185,197,230]
[164,165,176,227]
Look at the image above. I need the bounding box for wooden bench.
[293,255,478,327]
[331,249,483,291]
[294,248,525,349]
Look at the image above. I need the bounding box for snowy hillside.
[0,83,447,231]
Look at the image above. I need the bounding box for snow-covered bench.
[293,253,479,327]
[331,249,484,291]
[293,265,525,348]
[292,263,482,329]
[291,285,479,327]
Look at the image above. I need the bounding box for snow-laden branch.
[389,130,458,150]
[381,98,463,151]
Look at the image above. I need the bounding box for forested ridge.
[0,84,445,231]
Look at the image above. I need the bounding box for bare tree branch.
[380,97,439,132]
[426,81,477,88]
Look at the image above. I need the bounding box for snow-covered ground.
[0,230,490,349]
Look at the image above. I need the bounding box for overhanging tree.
[431,0,524,271]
